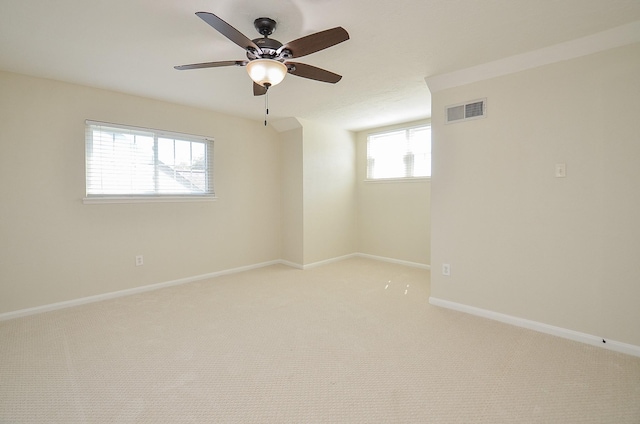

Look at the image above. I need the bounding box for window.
[367,125,431,180]
[85,121,214,202]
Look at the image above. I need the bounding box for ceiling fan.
[174,12,349,96]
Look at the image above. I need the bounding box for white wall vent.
[446,99,486,124]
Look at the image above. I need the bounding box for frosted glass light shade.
[246,59,287,87]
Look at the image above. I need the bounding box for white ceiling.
[1,0,640,131]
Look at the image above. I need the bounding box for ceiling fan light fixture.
[246,59,287,87]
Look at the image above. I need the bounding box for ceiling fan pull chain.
[264,84,270,126]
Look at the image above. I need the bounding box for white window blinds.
[367,125,431,179]
[85,121,214,198]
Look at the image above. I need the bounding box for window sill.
[83,195,218,204]
[364,177,431,183]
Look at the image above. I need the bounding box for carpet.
[1,257,639,422]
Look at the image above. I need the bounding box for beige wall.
[281,118,427,268]
[300,119,357,265]
[356,120,431,266]
[0,71,282,314]
[430,43,640,346]
[0,70,428,315]
[280,127,304,265]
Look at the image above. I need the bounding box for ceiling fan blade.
[253,82,267,96]
[174,60,247,70]
[196,12,262,54]
[278,27,349,58]
[287,62,342,83]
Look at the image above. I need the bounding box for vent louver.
[446,99,486,124]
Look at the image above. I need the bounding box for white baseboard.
[429,297,640,358]
[0,255,430,322]
[0,260,282,322]
[355,253,431,270]
[302,253,430,270]
[278,259,305,270]
[302,254,358,269]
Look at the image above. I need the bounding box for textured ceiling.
[1,0,640,131]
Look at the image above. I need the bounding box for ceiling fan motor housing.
[252,37,283,58]
[248,17,289,60]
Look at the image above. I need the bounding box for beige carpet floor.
[1,257,639,423]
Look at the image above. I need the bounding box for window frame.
[83,120,216,204]
[365,124,431,182]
